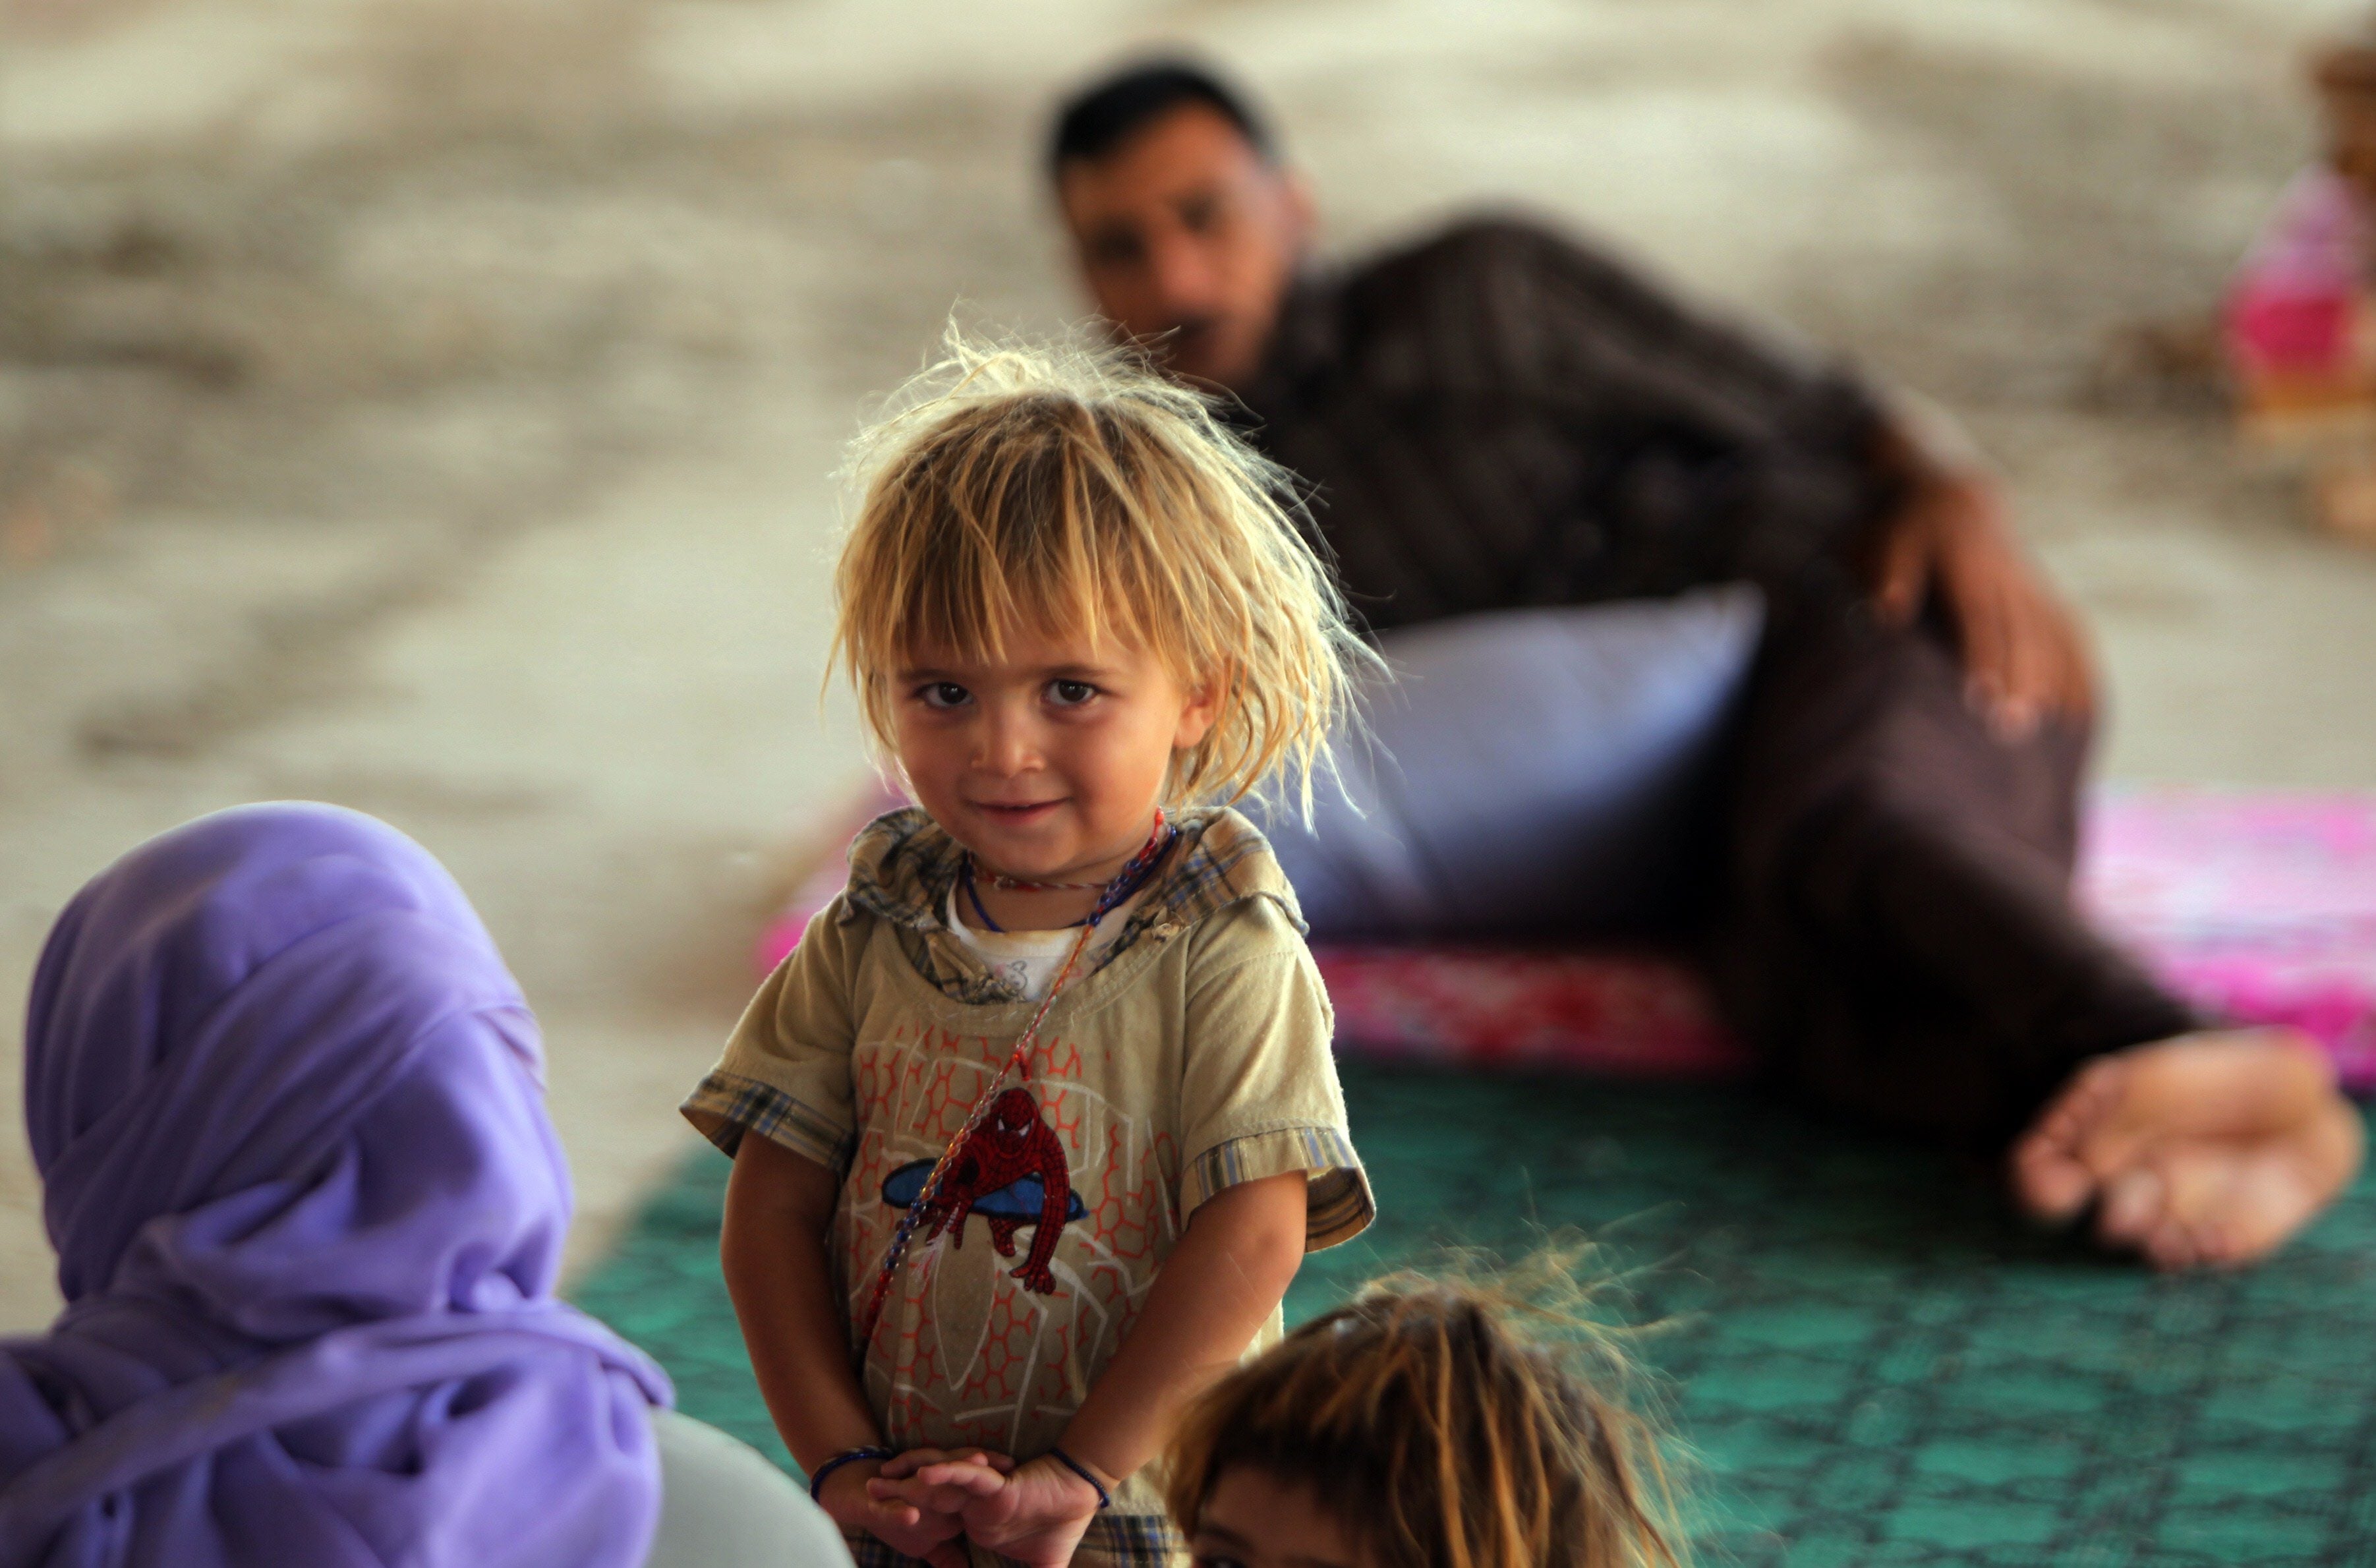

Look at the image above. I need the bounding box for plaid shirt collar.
[838,805,1304,1005]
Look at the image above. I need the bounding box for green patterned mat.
[573,1063,2376,1566]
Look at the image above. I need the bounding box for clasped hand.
[818,1447,1105,1568]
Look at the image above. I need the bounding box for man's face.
[1057,102,1312,392]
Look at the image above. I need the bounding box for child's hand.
[869,1447,1016,1522]
[891,1451,1105,1568]
[814,1453,979,1568]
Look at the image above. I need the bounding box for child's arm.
[881,1170,1309,1565]
[720,1135,983,1566]
[1060,1169,1309,1477]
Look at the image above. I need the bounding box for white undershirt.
[942,883,1145,1001]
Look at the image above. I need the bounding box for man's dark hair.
[1047,59,1277,181]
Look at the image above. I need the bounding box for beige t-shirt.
[681,807,1372,1530]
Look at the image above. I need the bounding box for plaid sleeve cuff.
[1183,1124,1375,1252]
[680,1069,853,1171]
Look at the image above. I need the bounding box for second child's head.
[1164,1279,1687,1568]
[832,332,1364,889]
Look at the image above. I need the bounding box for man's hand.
[817,1453,983,1568]
[876,1453,1104,1568]
[1868,472,2095,740]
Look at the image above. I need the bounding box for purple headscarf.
[0,803,671,1567]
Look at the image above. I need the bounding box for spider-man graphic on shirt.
[879,1086,1084,1295]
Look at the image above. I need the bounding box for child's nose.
[975,709,1039,775]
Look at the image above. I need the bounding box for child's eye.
[917,682,971,710]
[1047,679,1097,707]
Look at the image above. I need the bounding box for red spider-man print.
[915,1087,1074,1295]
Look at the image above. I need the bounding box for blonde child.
[1162,1275,1687,1568]
[681,334,1376,1566]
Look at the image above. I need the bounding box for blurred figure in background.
[1044,61,2361,1269]
[0,804,842,1568]
[2227,14,2376,543]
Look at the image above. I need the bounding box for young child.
[2228,16,2376,538]
[681,334,1376,1566]
[1160,1276,1687,1568]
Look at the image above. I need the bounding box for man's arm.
[720,1136,979,1568]
[1507,219,2093,722]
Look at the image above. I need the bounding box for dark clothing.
[1718,603,2195,1145]
[1238,219,1899,631]
[1233,216,2196,1146]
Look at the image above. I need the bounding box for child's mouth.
[970,799,1064,825]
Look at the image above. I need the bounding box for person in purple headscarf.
[0,802,684,1567]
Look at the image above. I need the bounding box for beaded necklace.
[958,828,1171,935]
[852,811,1175,1362]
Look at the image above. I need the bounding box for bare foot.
[2009,1029,2363,1269]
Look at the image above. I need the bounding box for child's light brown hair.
[1163,1270,1688,1568]
[830,328,1371,814]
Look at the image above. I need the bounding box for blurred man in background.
[1042,60,2360,1268]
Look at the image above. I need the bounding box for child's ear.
[1173,667,1227,751]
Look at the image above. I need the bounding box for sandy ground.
[3,0,2373,1333]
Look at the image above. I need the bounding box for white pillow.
[1256,585,1764,940]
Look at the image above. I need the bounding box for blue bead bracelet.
[807,1445,896,1504]
[1049,1446,1113,1509]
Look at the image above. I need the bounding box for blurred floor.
[3,0,2373,1331]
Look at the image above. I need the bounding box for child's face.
[1191,1466,1364,1568]
[893,624,1219,886]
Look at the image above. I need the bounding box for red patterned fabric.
[1308,946,1745,1077]
[759,790,2376,1095]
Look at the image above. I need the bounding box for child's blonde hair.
[830,328,1370,813]
[1163,1270,1687,1568]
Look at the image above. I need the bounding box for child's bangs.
[888,548,1084,671]
[867,468,1177,674]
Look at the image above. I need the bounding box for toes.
[2049,1055,2129,1138]
[2141,1146,2249,1270]
[2142,1216,2209,1272]
[2015,1057,2136,1223]
[2035,1047,2358,1270]
[2129,1099,2360,1270]
[2011,1135,2096,1226]
[2097,1166,2167,1249]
